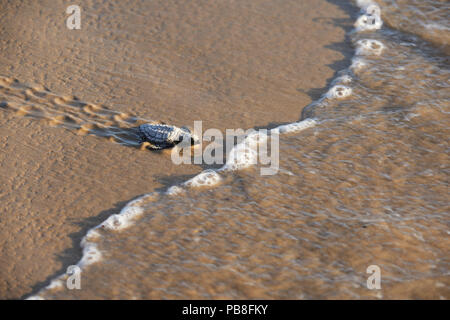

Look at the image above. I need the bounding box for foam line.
[326,85,353,99]
[354,13,383,32]
[184,169,222,187]
[221,130,269,171]
[350,57,368,73]
[272,118,317,135]
[356,39,385,56]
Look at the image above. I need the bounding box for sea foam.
[273,118,317,135]
[356,39,385,56]
[355,13,383,32]
[354,2,382,32]
[326,85,353,99]
[184,169,222,187]
[350,57,368,73]
[222,130,269,171]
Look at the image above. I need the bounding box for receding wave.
[376,0,450,54]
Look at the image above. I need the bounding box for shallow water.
[32,0,449,299]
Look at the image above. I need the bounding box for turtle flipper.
[146,142,165,150]
[143,141,174,150]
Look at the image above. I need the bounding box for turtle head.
[181,126,200,145]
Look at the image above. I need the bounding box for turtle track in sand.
[0,76,155,147]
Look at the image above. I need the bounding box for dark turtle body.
[137,123,196,150]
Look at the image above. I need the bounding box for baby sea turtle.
[137,123,199,150]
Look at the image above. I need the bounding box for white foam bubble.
[273,118,317,134]
[366,4,381,16]
[356,39,385,56]
[332,75,353,85]
[224,147,258,171]
[166,185,184,195]
[326,85,353,99]
[355,13,383,32]
[101,203,144,230]
[79,242,102,268]
[245,130,269,144]
[350,57,368,72]
[83,229,101,242]
[354,2,382,32]
[221,131,269,171]
[184,169,222,187]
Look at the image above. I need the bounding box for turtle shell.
[138,124,188,149]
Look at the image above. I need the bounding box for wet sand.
[0,0,356,298]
